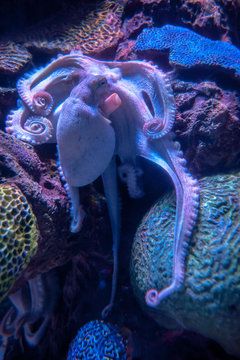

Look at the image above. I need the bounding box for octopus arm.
[0,274,56,346]
[23,276,50,346]
[0,288,26,336]
[138,133,199,307]
[65,183,85,233]
[101,157,120,318]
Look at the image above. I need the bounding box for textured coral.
[130,172,240,357]
[135,25,240,77]
[175,0,240,43]
[115,12,152,60]
[176,0,229,36]
[67,320,127,360]
[122,13,152,40]
[66,0,125,54]
[0,184,38,302]
[4,0,125,55]
[124,0,240,46]
[173,80,240,175]
[0,41,32,74]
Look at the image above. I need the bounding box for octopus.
[5,52,199,317]
[0,272,57,349]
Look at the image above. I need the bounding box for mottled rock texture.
[173,80,240,176]
[0,130,108,292]
[124,0,240,45]
[131,172,240,357]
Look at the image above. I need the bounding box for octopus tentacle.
[0,274,57,348]
[0,289,25,337]
[118,162,144,199]
[138,133,199,307]
[23,275,50,346]
[32,91,53,116]
[152,70,175,138]
[57,160,85,233]
[143,117,165,140]
[68,184,85,233]
[6,109,53,145]
[101,157,120,318]
[16,52,84,109]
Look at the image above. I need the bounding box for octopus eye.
[32,91,53,116]
[98,77,107,87]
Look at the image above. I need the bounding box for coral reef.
[0,0,125,76]
[130,171,240,357]
[175,0,230,38]
[175,0,240,42]
[67,320,127,359]
[124,0,240,45]
[0,42,32,74]
[0,184,38,302]
[135,25,240,78]
[0,0,125,55]
[173,80,240,176]
[1,1,240,359]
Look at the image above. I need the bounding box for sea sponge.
[0,184,38,302]
[67,320,127,360]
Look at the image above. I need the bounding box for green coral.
[131,172,240,357]
[0,184,38,302]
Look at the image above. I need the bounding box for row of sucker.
[145,136,199,307]
[6,109,53,145]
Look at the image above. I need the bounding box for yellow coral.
[0,41,32,74]
[12,0,125,54]
[69,0,124,53]
[0,184,38,302]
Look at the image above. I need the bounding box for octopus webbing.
[5,52,199,317]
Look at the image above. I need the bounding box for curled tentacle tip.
[143,118,165,140]
[101,303,113,319]
[145,289,160,307]
[70,206,85,233]
[32,91,53,116]
[23,115,53,143]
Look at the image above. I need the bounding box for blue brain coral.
[135,25,240,77]
[67,320,127,360]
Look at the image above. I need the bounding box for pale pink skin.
[6,53,199,317]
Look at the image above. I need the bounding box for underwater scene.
[0,0,240,359]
